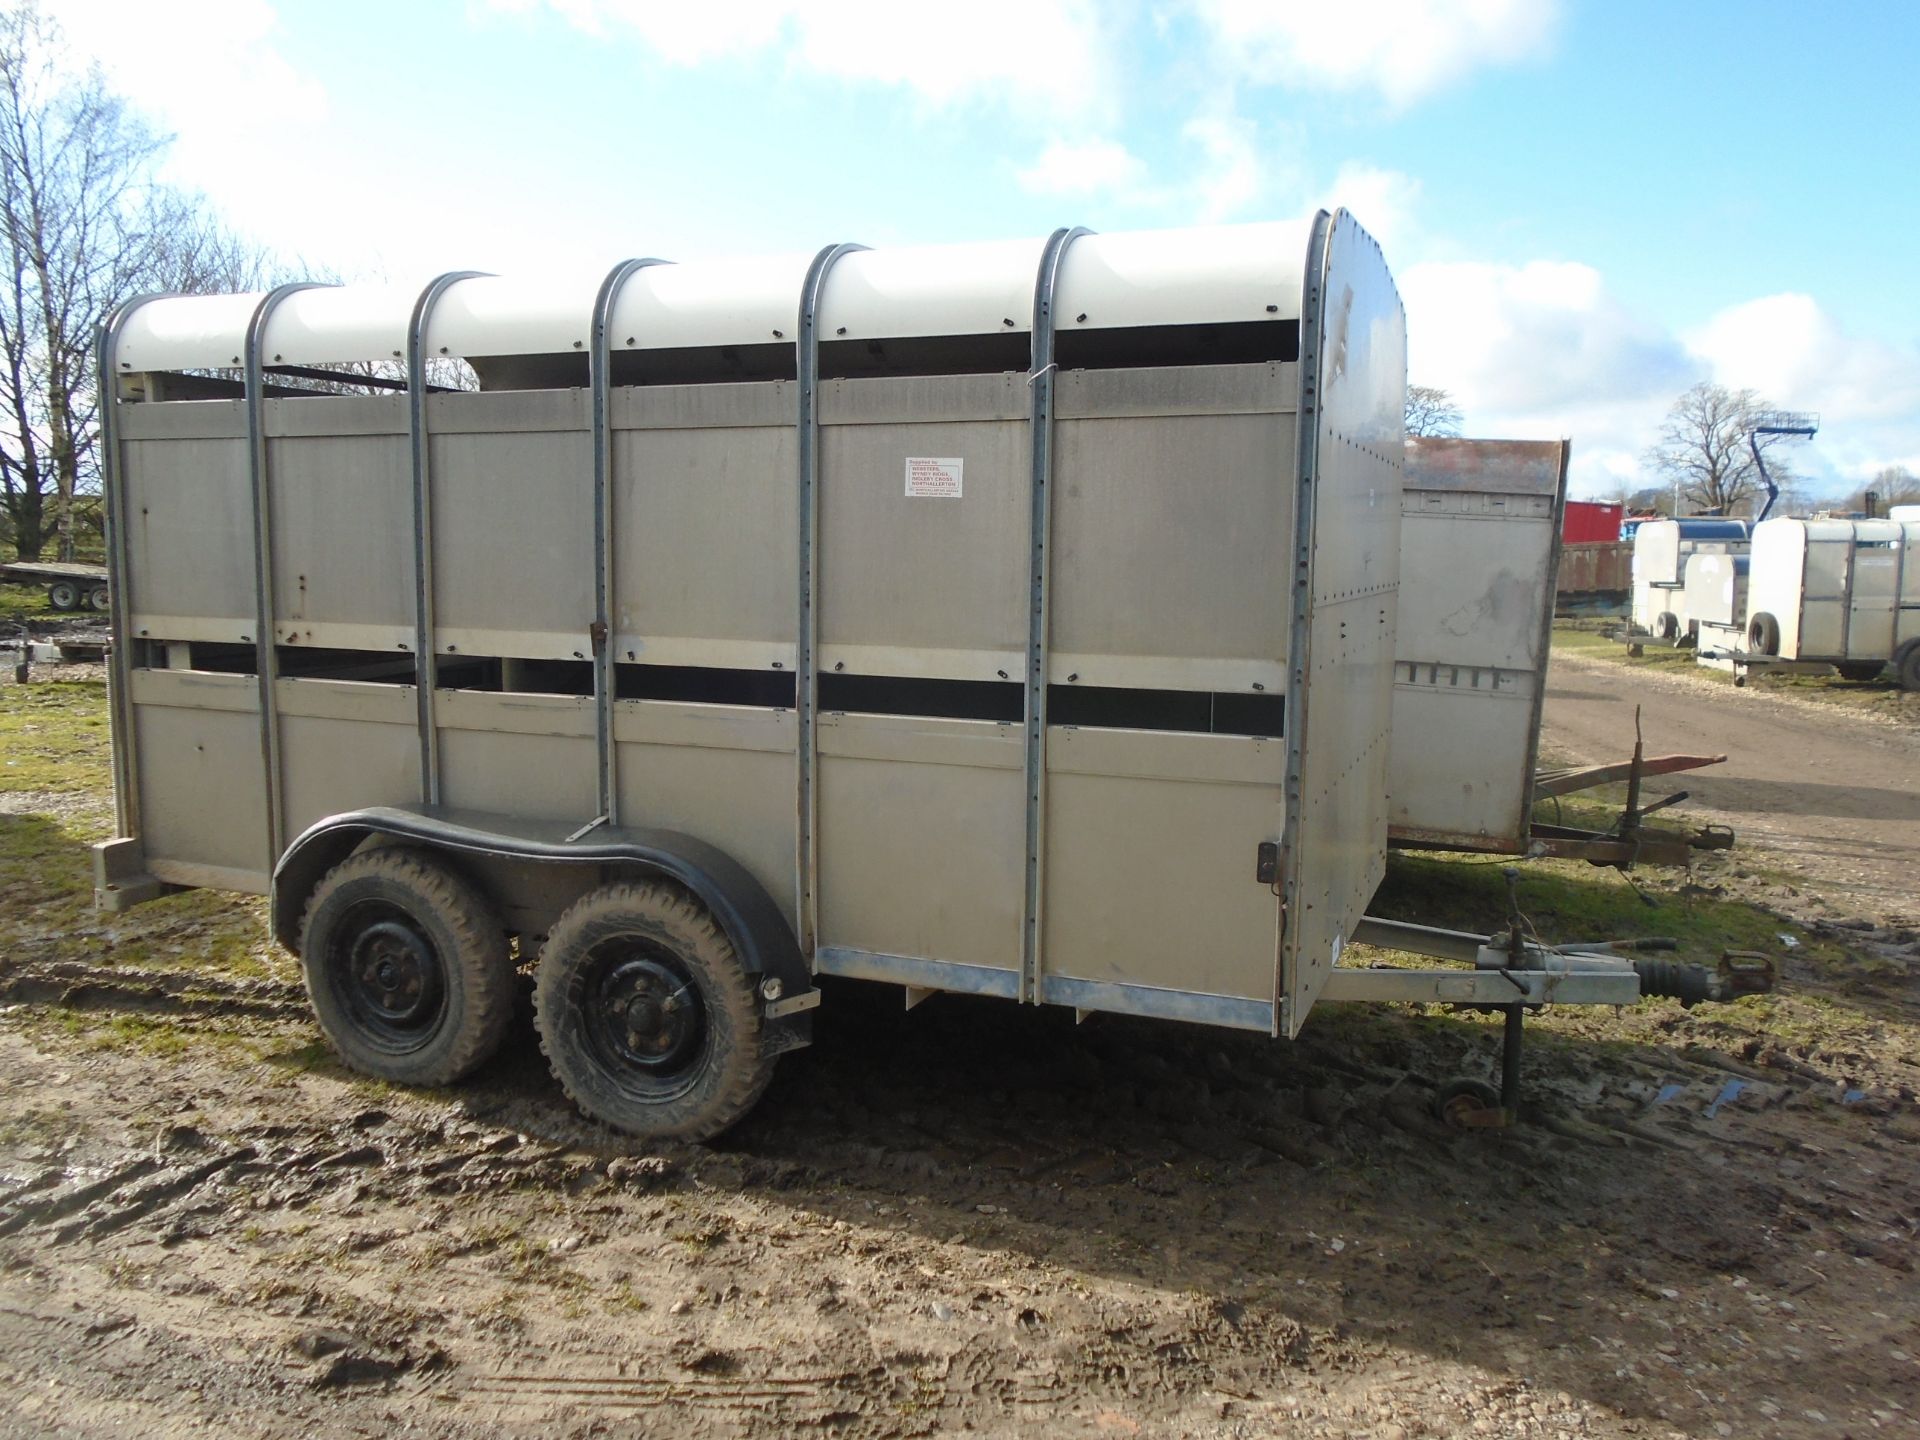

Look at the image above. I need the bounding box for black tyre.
[87,583,109,611]
[299,847,514,1086]
[1747,611,1780,656]
[1654,611,1678,642]
[1898,643,1920,693]
[46,579,78,611]
[1836,661,1885,683]
[534,881,773,1142]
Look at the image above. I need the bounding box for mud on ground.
[1,675,1917,1438]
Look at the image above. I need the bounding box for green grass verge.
[1552,620,1916,721]
[0,674,276,1014]
[0,582,54,624]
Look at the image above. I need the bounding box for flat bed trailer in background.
[0,560,108,611]
[89,214,1766,1139]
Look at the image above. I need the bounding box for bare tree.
[1405,384,1462,438]
[0,3,265,560]
[1643,381,1799,517]
[1844,465,1920,517]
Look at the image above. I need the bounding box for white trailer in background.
[1684,551,1749,660]
[1630,518,1751,644]
[1701,518,1920,688]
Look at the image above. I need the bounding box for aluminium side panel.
[1389,437,1566,852]
[810,373,1032,978]
[817,373,1030,682]
[1282,211,1405,1036]
[1842,521,1904,660]
[1903,524,1920,653]
[128,669,270,890]
[1039,361,1296,1017]
[609,382,797,671]
[265,396,413,652]
[426,390,593,661]
[118,402,253,643]
[1050,363,1296,693]
[277,678,423,841]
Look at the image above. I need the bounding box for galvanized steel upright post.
[244,282,329,863]
[1277,211,1334,1039]
[793,242,864,956]
[1020,226,1087,1005]
[589,258,669,827]
[405,271,485,808]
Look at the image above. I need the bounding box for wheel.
[87,583,109,611]
[1432,1077,1504,1131]
[299,847,514,1086]
[534,881,774,1142]
[1898,644,1920,693]
[46,579,78,610]
[1747,611,1780,656]
[1836,661,1885,683]
[1654,611,1678,642]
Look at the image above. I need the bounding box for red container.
[1562,500,1623,544]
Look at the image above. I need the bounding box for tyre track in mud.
[4,965,1918,1437]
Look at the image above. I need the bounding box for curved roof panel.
[109,220,1325,373]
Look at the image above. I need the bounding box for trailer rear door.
[1280,210,1406,1037]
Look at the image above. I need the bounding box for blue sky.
[51,0,1920,498]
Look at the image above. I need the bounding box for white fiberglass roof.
[109,219,1317,374]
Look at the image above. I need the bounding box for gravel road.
[1541,650,1920,927]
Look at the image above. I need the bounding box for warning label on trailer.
[904,456,964,498]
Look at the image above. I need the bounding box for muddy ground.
[0,658,1916,1438]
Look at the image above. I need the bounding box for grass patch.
[0,680,111,793]
[1552,620,1917,723]
[0,582,56,624]
[1363,845,1909,1062]
[0,678,270,987]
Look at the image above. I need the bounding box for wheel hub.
[343,918,444,1031]
[590,953,702,1073]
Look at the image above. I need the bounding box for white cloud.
[1017,139,1147,198]
[1325,164,1420,256]
[1188,0,1560,108]
[1394,257,1920,498]
[1182,114,1265,223]
[1684,294,1920,490]
[53,0,329,142]
[1397,257,1693,497]
[1400,258,1690,418]
[1686,293,1920,424]
[495,0,1112,121]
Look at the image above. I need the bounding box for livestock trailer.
[1390,437,1564,854]
[1630,518,1751,643]
[91,214,1761,1139]
[1391,438,1728,869]
[1704,518,1920,688]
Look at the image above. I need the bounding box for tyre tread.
[533,882,774,1142]
[298,847,513,1086]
